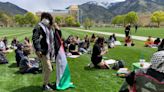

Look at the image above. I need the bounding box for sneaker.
[48,83,56,90]
[42,85,53,91]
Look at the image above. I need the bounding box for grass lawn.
[89,27,164,38]
[0,27,157,92]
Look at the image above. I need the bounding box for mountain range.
[0,2,27,15]
[79,0,164,22]
[0,0,164,23]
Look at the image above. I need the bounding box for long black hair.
[159,39,164,48]
[96,37,104,45]
[41,12,53,26]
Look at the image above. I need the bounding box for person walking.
[135,24,138,33]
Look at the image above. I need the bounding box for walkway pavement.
[68,28,156,41]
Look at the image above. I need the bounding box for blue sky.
[0,0,125,12]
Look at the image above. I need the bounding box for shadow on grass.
[84,66,97,71]
[12,86,43,92]
[8,63,17,68]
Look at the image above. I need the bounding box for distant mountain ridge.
[108,0,164,15]
[0,1,27,15]
[79,0,164,23]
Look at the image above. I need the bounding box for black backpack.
[112,60,125,70]
[0,52,8,64]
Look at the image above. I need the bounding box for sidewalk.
[68,28,156,41]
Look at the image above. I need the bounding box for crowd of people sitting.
[0,36,40,74]
[145,36,164,49]
[0,32,164,88]
[63,34,91,55]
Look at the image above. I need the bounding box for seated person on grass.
[3,37,8,50]
[0,38,6,52]
[107,34,116,48]
[11,37,19,49]
[124,36,135,46]
[79,36,90,53]
[145,36,154,47]
[15,43,24,67]
[90,33,96,42]
[154,37,161,46]
[158,39,164,51]
[120,51,164,92]
[69,37,80,55]
[19,48,40,74]
[24,37,32,50]
[91,37,109,69]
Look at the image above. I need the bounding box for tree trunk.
[158,22,160,27]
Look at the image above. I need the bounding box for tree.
[65,16,75,26]
[0,12,12,27]
[83,18,93,29]
[112,15,126,26]
[24,12,38,26]
[151,11,164,27]
[55,16,63,24]
[14,14,25,26]
[125,11,138,25]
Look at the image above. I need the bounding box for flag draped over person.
[54,29,74,90]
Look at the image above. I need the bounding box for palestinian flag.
[54,29,74,90]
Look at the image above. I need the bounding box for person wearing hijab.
[120,51,164,92]
[158,39,164,51]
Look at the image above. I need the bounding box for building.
[36,5,81,24]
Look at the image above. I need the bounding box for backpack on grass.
[112,60,125,70]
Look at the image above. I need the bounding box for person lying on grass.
[19,48,40,74]
[91,37,109,69]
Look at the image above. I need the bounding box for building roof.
[68,5,79,10]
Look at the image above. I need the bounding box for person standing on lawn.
[125,24,131,37]
[32,12,55,91]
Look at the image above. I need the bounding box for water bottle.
[139,59,145,67]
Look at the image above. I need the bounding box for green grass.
[0,27,157,92]
[89,27,164,38]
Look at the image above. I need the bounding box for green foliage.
[84,18,94,29]
[112,15,126,25]
[14,14,26,26]
[112,11,138,26]
[55,16,63,24]
[65,16,76,26]
[14,12,38,27]
[0,12,12,27]
[24,12,38,26]
[125,11,139,24]
[151,11,164,27]
[73,22,81,27]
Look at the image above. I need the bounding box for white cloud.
[0,0,125,12]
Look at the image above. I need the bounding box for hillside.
[0,2,27,15]
[79,0,164,23]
